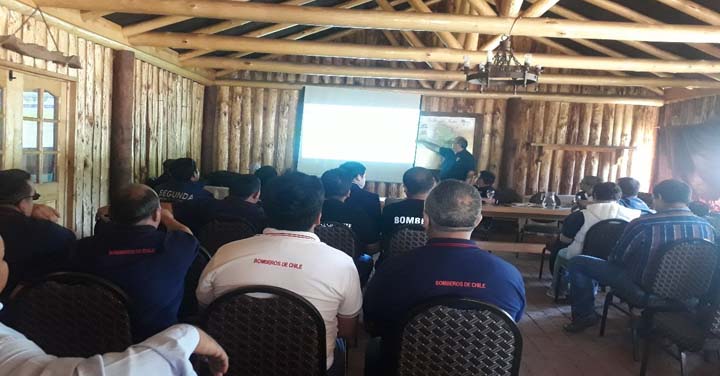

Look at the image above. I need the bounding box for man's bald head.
[424,180,482,233]
[110,184,161,225]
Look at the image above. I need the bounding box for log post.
[201,86,219,174]
[110,50,135,196]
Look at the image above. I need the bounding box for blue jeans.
[568,255,637,320]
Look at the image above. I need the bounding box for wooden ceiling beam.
[583,0,720,60]
[479,0,559,51]
[499,0,524,17]
[655,0,720,26]
[123,16,190,37]
[34,0,720,43]
[465,0,497,16]
[406,0,463,49]
[184,57,720,90]
[80,10,111,21]
[130,32,720,73]
[213,80,665,106]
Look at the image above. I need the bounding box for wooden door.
[0,68,70,225]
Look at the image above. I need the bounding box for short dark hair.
[653,179,692,204]
[454,136,468,149]
[403,167,436,196]
[478,170,496,185]
[229,174,261,199]
[110,184,160,225]
[162,159,176,174]
[0,169,33,205]
[688,201,710,217]
[321,168,352,198]
[339,161,366,178]
[254,165,278,186]
[592,182,623,201]
[425,180,482,231]
[617,177,641,197]
[169,158,197,182]
[263,172,324,231]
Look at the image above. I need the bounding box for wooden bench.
[476,241,548,279]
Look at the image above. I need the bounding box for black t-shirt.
[74,223,198,341]
[440,149,476,181]
[380,199,425,239]
[561,211,585,239]
[346,184,382,224]
[476,185,496,199]
[173,196,267,235]
[322,199,380,247]
[155,179,213,203]
[0,208,76,300]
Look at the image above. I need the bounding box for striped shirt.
[609,207,716,283]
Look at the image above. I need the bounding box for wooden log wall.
[661,95,720,128]
[132,60,205,184]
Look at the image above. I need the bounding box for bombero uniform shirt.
[0,207,76,301]
[364,238,526,338]
[74,223,198,341]
[379,199,425,239]
[322,199,380,248]
[173,196,267,235]
[155,180,213,203]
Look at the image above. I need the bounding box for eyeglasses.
[17,193,41,203]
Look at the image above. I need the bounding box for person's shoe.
[546,287,568,301]
[563,313,600,333]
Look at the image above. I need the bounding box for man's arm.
[337,316,358,342]
[0,323,228,376]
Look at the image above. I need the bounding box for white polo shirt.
[196,228,363,369]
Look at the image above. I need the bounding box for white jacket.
[566,202,641,258]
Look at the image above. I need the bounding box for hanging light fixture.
[464,35,542,94]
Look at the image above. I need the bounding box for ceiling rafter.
[499,0,523,17]
[479,0,559,52]
[34,0,720,43]
[655,0,720,25]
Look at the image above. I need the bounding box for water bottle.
[542,192,557,208]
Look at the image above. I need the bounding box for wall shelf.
[530,143,636,153]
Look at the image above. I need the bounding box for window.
[22,89,58,183]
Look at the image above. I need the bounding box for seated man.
[363,180,526,373]
[173,174,267,234]
[548,182,642,298]
[155,158,213,203]
[564,179,716,333]
[339,161,381,225]
[75,184,198,341]
[0,236,228,376]
[475,170,497,199]
[145,158,175,190]
[380,167,435,240]
[0,169,75,301]
[617,177,655,215]
[197,172,362,376]
[573,175,603,210]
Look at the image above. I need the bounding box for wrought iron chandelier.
[464,36,542,94]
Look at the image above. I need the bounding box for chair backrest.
[394,297,522,376]
[202,285,326,376]
[386,225,428,260]
[315,221,358,257]
[6,272,133,357]
[178,246,211,320]
[582,219,629,260]
[642,239,720,302]
[198,217,257,255]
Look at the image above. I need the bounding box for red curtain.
[655,120,720,206]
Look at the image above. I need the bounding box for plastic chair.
[198,217,257,255]
[315,221,358,258]
[385,225,428,260]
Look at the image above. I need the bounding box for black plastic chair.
[315,221,358,258]
[599,239,719,360]
[179,246,212,321]
[385,225,427,260]
[6,272,133,357]
[391,296,522,376]
[553,219,628,302]
[198,217,257,255]
[521,192,562,241]
[201,285,327,376]
[640,273,720,376]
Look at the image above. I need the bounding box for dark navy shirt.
[440,149,476,181]
[322,199,380,248]
[476,185,495,199]
[619,196,655,215]
[379,199,425,240]
[155,180,213,203]
[364,238,526,338]
[0,208,76,301]
[346,184,381,224]
[173,196,267,235]
[74,223,198,341]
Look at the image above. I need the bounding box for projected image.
[415,114,477,170]
[300,104,419,163]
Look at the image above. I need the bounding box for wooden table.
[482,204,571,221]
[476,241,545,255]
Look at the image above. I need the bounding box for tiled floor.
[348,253,719,376]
